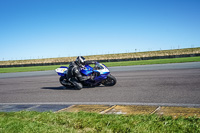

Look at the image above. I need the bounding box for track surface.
[0,62,200,106]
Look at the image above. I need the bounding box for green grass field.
[0,111,199,133]
[0,56,200,73]
[103,56,200,67]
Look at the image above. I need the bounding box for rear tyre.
[59,76,71,88]
[102,74,117,86]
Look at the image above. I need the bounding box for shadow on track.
[41,86,105,90]
[41,86,75,90]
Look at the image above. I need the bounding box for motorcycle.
[55,62,117,90]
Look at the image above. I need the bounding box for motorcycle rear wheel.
[59,76,71,88]
[102,74,117,86]
[59,76,83,90]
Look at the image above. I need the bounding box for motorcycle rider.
[65,56,96,89]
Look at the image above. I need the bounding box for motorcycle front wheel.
[102,74,117,86]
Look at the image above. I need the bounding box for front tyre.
[102,74,117,86]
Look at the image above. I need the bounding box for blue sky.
[0,0,200,61]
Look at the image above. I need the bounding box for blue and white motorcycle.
[55,62,117,90]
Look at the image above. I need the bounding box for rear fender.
[55,66,68,76]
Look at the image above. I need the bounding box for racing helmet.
[75,56,86,67]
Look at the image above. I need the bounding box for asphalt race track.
[0,62,200,107]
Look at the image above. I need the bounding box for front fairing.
[94,64,110,80]
[94,63,110,75]
[81,63,110,84]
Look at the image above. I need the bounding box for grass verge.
[103,56,200,67]
[0,56,200,73]
[0,111,199,133]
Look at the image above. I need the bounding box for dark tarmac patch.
[0,104,71,112]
